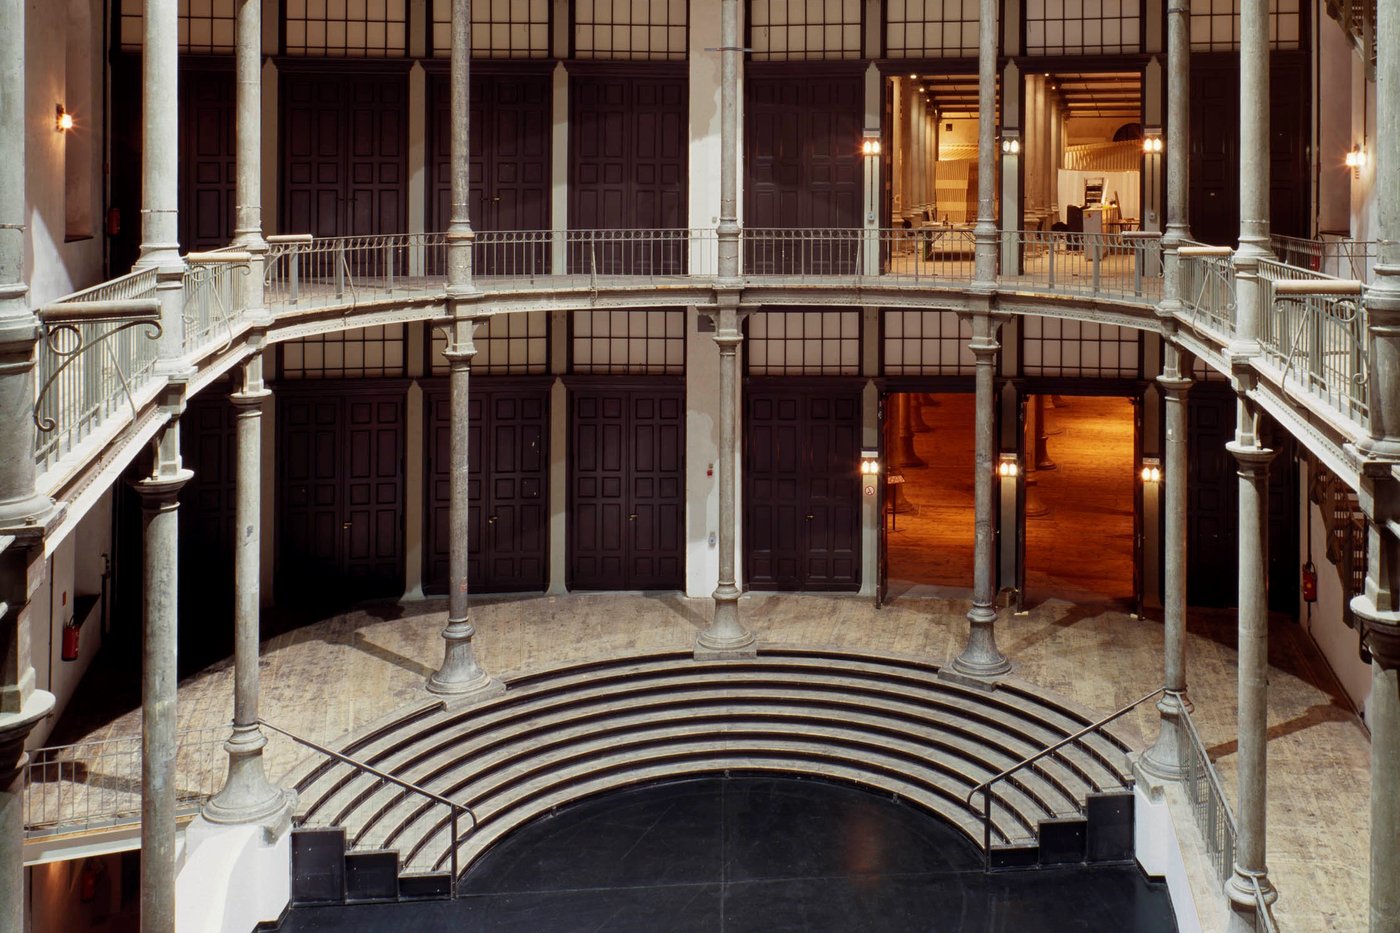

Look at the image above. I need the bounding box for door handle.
[629,514,638,521]
[342,522,352,530]
[488,516,498,524]
[805,514,814,521]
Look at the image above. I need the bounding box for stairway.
[285,648,1139,904]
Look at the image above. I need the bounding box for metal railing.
[261,719,472,895]
[32,298,165,473]
[23,725,230,837]
[1181,708,1237,888]
[1002,229,1163,301]
[52,266,159,306]
[1259,261,1369,425]
[1179,244,1238,336]
[264,233,449,312]
[964,687,1161,870]
[1271,234,1378,282]
[182,250,250,353]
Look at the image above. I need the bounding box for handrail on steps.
[963,687,1164,869]
[258,719,474,897]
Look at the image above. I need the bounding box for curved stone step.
[289,648,1140,877]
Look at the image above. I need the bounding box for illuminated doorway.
[882,392,976,599]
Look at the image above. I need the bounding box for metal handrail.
[963,686,1163,867]
[259,719,473,895]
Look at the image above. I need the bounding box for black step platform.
[278,776,1176,933]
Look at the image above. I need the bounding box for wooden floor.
[883,393,1136,606]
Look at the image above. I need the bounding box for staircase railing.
[259,719,474,897]
[964,687,1163,870]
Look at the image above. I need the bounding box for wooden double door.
[424,379,550,594]
[745,70,864,274]
[428,68,551,275]
[568,381,685,590]
[745,382,863,590]
[281,67,408,238]
[568,69,687,274]
[276,384,407,605]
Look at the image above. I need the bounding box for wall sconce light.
[1000,133,1020,155]
[997,453,1020,478]
[1142,132,1164,154]
[860,449,880,496]
[1345,144,1365,178]
[1140,456,1163,484]
[860,132,882,157]
[56,104,73,132]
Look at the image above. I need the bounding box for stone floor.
[50,587,1370,932]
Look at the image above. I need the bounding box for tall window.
[431,0,551,58]
[749,0,863,60]
[574,0,688,61]
[283,0,408,57]
[886,0,978,59]
[1190,0,1301,51]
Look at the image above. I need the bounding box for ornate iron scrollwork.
[33,316,163,433]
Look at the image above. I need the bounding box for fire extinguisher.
[61,619,80,662]
[1301,560,1318,604]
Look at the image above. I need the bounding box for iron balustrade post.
[983,785,992,870]
[1047,236,1056,289]
[335,241,346,298]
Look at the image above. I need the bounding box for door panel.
[429,71,551,274]
[570,383,685,590]
[424,381,550,594]
[746,384,862,591]
[569,73,688,274]
[1187,383,1299,612]
[179,388,237,664]
[745,73,863,273]
[283,71,407,238]
[278,385,406,606]
[179,67,236,252]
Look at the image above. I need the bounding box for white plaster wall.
[24,0,106,305]
[1349,58,1378,242]
[1315,15,1354,234]
[176,822,291,933]
[26,490,112,748]
[1135,783,1205,933]
[1297,463,1373,716]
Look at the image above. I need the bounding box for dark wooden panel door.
[746,384,862,591]
[424,381,550,594]
[1189,56,1311,246]
[1186,383,1299,613]
[283,71,407,237]
[569,383,685,590]
[179,67,236,252]
[179,388,237,666]
[745,72,863,272]
[429,71,551,236]
[278,384,406,605]
[569,72,687,274]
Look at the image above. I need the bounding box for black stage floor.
[277,775,1178,932]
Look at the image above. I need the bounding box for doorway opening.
[882,392,976,598]
[1022,394,1136,606]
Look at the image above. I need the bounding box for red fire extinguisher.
[1301,560,1318,603]
[61,620,80,662]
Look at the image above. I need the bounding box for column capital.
[1157,372,1193,394]
[1358,611,1400,671]
[1225,440,1276,470]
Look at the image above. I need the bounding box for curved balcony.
[29,227,1389,544]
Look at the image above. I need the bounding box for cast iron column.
[136,420,192,933]
[953,313,1011,676]
[715,0,740,283]
[1224,407,1276,932]
[202,353,293,829]
[427,0,499,700]
[972,0,999,285]
[697,302,755,655]
[1229,0,1272,356]
[1356,1,1400,926]
[137,0,183,271]
[1139,343,1193,780]
[231,0,266,309]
